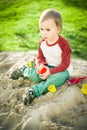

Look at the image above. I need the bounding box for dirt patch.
[0,51,87,130]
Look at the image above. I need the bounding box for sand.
[0,51,87,130]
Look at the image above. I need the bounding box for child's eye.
[40,28,43,31]
[46,29,50,31]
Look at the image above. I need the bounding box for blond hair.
[39,9,62,29]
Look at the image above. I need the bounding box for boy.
[11,9,72,105]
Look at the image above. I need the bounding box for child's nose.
[42,30,47,36]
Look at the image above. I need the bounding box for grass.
[0,0,87,60]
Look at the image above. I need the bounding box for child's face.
[39,19,60,43]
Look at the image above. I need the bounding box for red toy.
[37,66,47,74]
[67,76,87,85]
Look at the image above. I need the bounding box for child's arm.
[37,44,48,66]
[50,41,71,74]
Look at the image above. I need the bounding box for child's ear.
[57,26,61,34]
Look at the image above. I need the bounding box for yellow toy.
[81,84,87,95]
[26,61,33,68]
[26,58,36,68]
[48,84,56,93]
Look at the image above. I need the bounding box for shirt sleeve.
[37,41,48,65]
[49,39,71,74]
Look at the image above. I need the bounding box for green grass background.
[0,0,87,60]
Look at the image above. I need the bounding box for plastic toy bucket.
[81,84,87,95]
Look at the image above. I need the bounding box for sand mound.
[0,51,87,130]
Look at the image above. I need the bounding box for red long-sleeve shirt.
[37,35,72,74]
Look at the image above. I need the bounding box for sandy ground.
[0,51,87,130]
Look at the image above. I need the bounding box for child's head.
[39,9,62,43]
[39,9,62,31]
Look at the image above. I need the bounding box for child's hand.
[37,65,51,80]
[40,68,50,80]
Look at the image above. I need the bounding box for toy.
[26,59,36,68]
[26,61,33,68]
[81,84,87,95]
[67,76,87,85]
[37,66,47,74]
[48,84,56,93]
